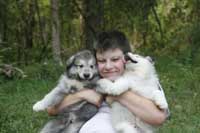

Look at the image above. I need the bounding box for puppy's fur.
[33,50,99,133]
[96,53,168,133]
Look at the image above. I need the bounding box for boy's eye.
[112,58,120,62]
[97,59,105,63]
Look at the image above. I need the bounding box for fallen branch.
[0,64,27,78]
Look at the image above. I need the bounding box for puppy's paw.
[98,79,111,87]
[95,86,105,94]
[96,79,111,93]
[33,101,46,112]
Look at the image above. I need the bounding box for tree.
[51,0,63,65]
[16,0,36,65]
[75,0,104,50]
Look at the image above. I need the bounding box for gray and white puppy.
[33,50,99,133]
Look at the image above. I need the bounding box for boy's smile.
[96,48,126,81]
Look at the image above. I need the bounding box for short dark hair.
[93,30,132,54]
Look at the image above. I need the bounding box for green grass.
[0,62,63,133]
[0,79,50,133]
[156,56,200,132]
[0,56,200,132]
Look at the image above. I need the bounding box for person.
[47,30,169,133]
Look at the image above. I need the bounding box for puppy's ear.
[146,56,155,64]
[66,55,75,70]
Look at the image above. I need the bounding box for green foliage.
[1,0,200,67]
[23,60,64,80]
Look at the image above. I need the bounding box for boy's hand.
[105,96,117,105]
[78,89,104,107]
[47,89,103,116]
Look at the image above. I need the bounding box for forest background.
[0,0,200,132]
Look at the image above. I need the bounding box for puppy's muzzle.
[82,73,93,80]
[125,54,138,63]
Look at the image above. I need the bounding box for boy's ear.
[122,55,127,63]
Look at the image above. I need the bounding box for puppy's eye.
[90,65,94,69]
[78,65,83,68]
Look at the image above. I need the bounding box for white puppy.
[96,52,168,133]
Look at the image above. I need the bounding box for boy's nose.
[104,61,113,70]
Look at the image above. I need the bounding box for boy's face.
[96,48,126,81]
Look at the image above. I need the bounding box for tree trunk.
[35,0,48,61]
[16,0,35,65]
[51,0,63,66]
[77,0,104,50]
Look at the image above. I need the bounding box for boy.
[48,30,169,133]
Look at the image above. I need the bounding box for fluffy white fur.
[96,52,168,133]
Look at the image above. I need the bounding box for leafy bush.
[24,61,64,80]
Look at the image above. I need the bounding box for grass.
[156,56,200,132]
[0,56,200,133]
[0,62,63,133]
[0,79,49,133]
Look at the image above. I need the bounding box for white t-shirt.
[79,103,115,133]
[79,99,170,133]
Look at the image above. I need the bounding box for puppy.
[33,50,99,133]
[96,52,169,133]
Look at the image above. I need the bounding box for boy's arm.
[47,89,103,116]
[107,90,168,126]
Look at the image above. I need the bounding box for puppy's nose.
[84,73,90,79]
[125,54,138,63]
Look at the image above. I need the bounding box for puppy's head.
[66,50,98,80]
[125,52,155,77]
